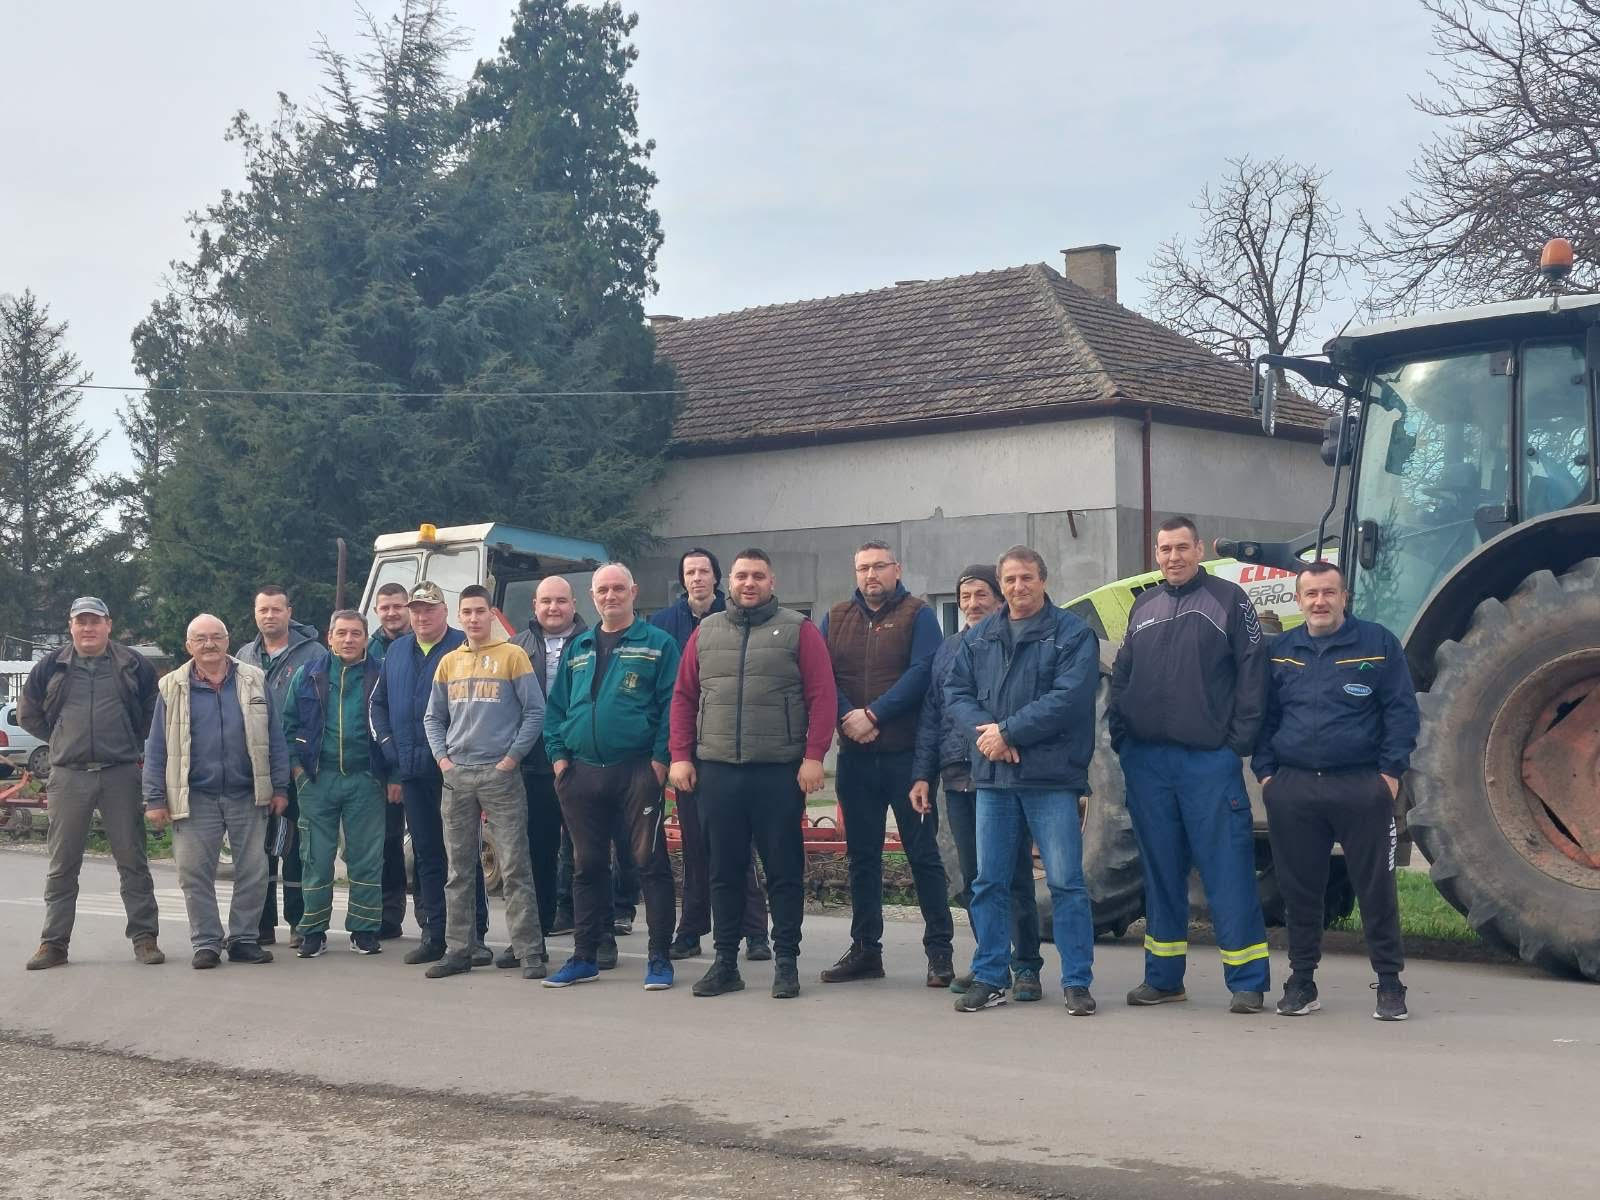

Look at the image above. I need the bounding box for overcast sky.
[3,1,1442,473]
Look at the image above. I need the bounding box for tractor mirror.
[1254,367,1278,436]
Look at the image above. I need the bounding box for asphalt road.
[1,848,1595,1200]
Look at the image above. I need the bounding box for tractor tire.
[1039,673,1145,941]
[1408,558,1600,979]
[1256,851,1356,929]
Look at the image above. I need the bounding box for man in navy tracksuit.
[1110,516,1270,1012]
[1253,561,1419,1021]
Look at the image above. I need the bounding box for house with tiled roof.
[634,245,1333,624]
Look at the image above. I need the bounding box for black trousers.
[381,798,408,933]
[836,748,954,956]
[1264,766,1405,977]
[556,759,675,960]
[555,816,640,923]
[521,768,563,936]
[696,761,805,962]
[674,785,769,940]
[259,778,304,938]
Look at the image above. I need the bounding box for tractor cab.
[358,523,608,632]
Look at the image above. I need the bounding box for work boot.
[470,943,494,967]
[404,940,446,965]
[745,933,773,961]
[495,945,521,969]
[925,950,955,989]
[668,934,702,960]
[227,942,273,964]
[1013,968,1042,1003]
[522,956,549,981]
[1229,990,1265,1014]
[424,950,473,979]
[132,936,165,966]
[692,958,745,997]
[819,943,884,983]
[258,930,277,947]
[191,949,221,970]
[596,938,619,970]
[1126,982,1187,1006]
[26,943,68,971]
[771,957,800,999]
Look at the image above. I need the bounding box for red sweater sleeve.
[668,627,702,762]
[797,621,838,761]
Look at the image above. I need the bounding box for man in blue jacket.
[1253,562,1420,1021]
[368,582,489,966]
[910,564,1044,999]
[946,546,1099,1014]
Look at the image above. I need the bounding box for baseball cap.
[407,581,446,607]
[69,596,110,618]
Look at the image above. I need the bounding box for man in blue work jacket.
[1110,515,1270,1014]
[1253,561,1420,1021]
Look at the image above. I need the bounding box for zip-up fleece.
[1252,615,1419,781]
[423,635,544,766]
[543,618,680,767]
[284,650,386,781]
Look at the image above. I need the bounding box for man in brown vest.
[819,540,954,986]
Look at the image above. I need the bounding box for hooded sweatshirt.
[236,619,323,711]
[422,634,545,766]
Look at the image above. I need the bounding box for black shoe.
[350,931,382,955]
[1126,982,1187,1006]
[495,945,521,969]
[548,910,575,936]
[1373,980,1409,1021]
[614,917,634,936]
[597,939,619,970]
[378,922,404,940]
[692,959,746,997]
[771,957,800,999]
[471,943,494,967]
[1277,978,1321,1016]
[950,970,975,995]
[926,951,955,989]
[424,951,473,979]
[403,940,445,965]
[192,949,221,970]
[1229,990,1265,1014]
[258,930,277,947]
[297,932,327,959]
[745,934,773,962]
[227,942,273,964]
[955,980,1007,1012]
[1064,986,1097,1016]
[669,934,702,960]
[819,943,884,983]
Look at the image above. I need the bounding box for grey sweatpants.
[41,764,160,948]
[171,791,269,952]
[441,763,545,961]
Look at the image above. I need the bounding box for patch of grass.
[1331,871,1477,943]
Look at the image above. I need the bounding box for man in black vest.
[819,540,953,986]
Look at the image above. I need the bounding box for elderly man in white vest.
[143,613,291,969]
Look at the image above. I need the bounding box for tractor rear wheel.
[1408,558,1600,979]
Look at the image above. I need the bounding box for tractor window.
[363,555,420,628]
[423,546,483,625]
[1350,349,1511,635]
[1519,339,1591,519]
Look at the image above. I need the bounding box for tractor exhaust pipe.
[334,538,349,611]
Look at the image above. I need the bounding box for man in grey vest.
[143,614,291,969]
[668,548,837,1000]
[20,596,163,971]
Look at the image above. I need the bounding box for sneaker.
[1229,990,1265,1014]
[521,957,549,981]
[1126,982,1187,1006]
[926,951,955,989]
[1373,981,1409,1021]
[25,943,68,971]
[543,957,600,988]
[644,957,674,990]
[297,932,327,959]
[227,942,273,964]
[548,910,575,936]
[745,934,773,962]
[1064,986,1097,1016]
[692,959,745,997]
[470,943,494,967]
[350,931,382,955]
[955,980,1008,1012]
[1277,977,1321,1016]
[596,939,619,970]
[424,951,473,979]
[950,970,975,995]
[495,946,521,969]
[132,937,165,966]
[378,922,404,940]
[192,949,221,970]
[819,943,884,983]
[614,917,634,936]
[1013,968,1043,1003]
[771,957,800,999]
[403,940,446,965]
[669,934,702,960]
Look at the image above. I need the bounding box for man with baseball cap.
[369,582,491,965]
[20,597,164,970]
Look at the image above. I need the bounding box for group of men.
[19,519,1419,1021]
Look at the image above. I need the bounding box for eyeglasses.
[187,634,228,646]
[854,561,897,575]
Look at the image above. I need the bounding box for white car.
[0,703,48,778]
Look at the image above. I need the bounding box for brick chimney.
[647,314,682,331]
[1061,244,1120,303]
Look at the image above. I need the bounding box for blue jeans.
[402,770,488,946]
[971,788,1093,991]
[945,788,1043,975]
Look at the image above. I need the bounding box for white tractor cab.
[357,523,608,635]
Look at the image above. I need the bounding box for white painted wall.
[1148,422,1331,525]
